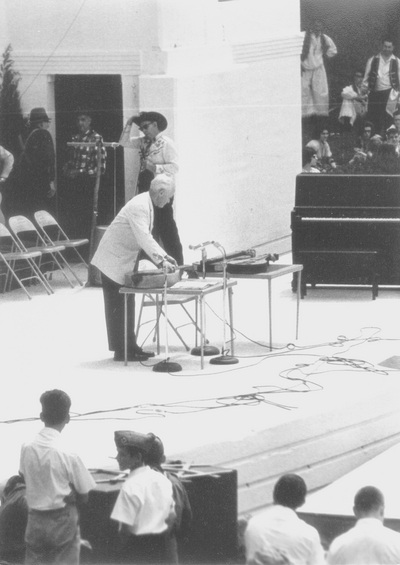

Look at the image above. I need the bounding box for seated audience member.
[326,485,400,564]
[302,147,320,173]
[349,121,374,164]
[146,436,192,564]
[306,127,337,171]
[0,475,28,564]
[111,430,176,564]
[244,474,325,565]
[339,70,368,133]
[386,125,400,154]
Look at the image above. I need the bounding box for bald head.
[149,174,175,208]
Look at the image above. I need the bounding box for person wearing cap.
[19,389,96,565]
[63,108,106,242]
[91,174,177,362]
[18,107,55,218]
[145,435,192,563]
[111,430,176,563]
[0,145,14,224]
[119,111,183,265]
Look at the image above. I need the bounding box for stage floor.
[1,259,400,516]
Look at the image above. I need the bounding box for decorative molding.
[12,51,141,75]
[232,34,304,65]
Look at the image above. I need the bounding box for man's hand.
[47,181,56,198]
[126,115,139,127]
[162,260,176,273]
[165,255,178,267]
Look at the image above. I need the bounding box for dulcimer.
[193,248,256,273]
[226,252,279,274]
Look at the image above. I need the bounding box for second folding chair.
[34,210,89,281]
[8,215,81,290]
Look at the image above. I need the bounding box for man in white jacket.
[91,174,177,361]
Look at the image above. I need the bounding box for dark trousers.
[367,88,392,136]
[101,272,136,355]
[117,532,173,564]
[153,203,184,265]
[64,174,97,241]
[137,171,184,265]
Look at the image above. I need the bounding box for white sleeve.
[155,138,179,176]
[128,202,167,265]
[341,85,358,100]
[119,125,142,149]
[324,34,337,58]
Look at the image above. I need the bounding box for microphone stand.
[190,246,220,358]
[153,263,182,373]
[209,242,238,365]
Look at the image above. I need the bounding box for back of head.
[145,435,166,468]
[273,474,307,509]
[40,389,71,426]
[303,146,316,166]
[354,486,384,515]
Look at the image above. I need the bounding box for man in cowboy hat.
[111,430,175,563]
[119,111,184,265]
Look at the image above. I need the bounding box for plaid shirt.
[64,129,106,176]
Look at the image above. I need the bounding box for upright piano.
[291,174,400,292]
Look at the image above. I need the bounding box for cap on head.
[386,125,397,135]
[29,107,51,124]
[132,111,168,132]
[114,430,154,454]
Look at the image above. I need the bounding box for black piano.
[291,174,400,296]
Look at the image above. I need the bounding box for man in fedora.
[119,111,183,265]
[19,107,56,218]
[63,108,107,244]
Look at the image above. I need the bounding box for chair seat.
[55,238,89,248]
[26,244,66,254]
[3,250,42,260]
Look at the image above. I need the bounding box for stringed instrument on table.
[193,248,256,273]
[226,252,279,274]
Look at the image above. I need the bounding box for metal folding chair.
[0,223,53,299]
[34,210,89,276]
[136,292,201,354]
[8,215,80,290]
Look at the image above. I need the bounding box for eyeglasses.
[139,122,153,131]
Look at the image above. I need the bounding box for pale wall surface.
[1,0,302,257]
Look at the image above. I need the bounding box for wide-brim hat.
[132,111,168,132]
[114,430,154,453]
[29,107,51,124]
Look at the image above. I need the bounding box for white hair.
[150,174,174,192]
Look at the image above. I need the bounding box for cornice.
[12,51,141,75]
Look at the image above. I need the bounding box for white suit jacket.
[91,192,167,285]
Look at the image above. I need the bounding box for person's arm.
[119,117,142,149]
[323,34,337,58]
[127,201,175,271]
[153,138,179,176]
[362,57,373,91]
[0,146,14,180]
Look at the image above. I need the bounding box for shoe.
[113,348,155,362]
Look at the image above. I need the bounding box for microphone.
[189,241,214,251]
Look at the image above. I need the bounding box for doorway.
[54,74,125,238]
